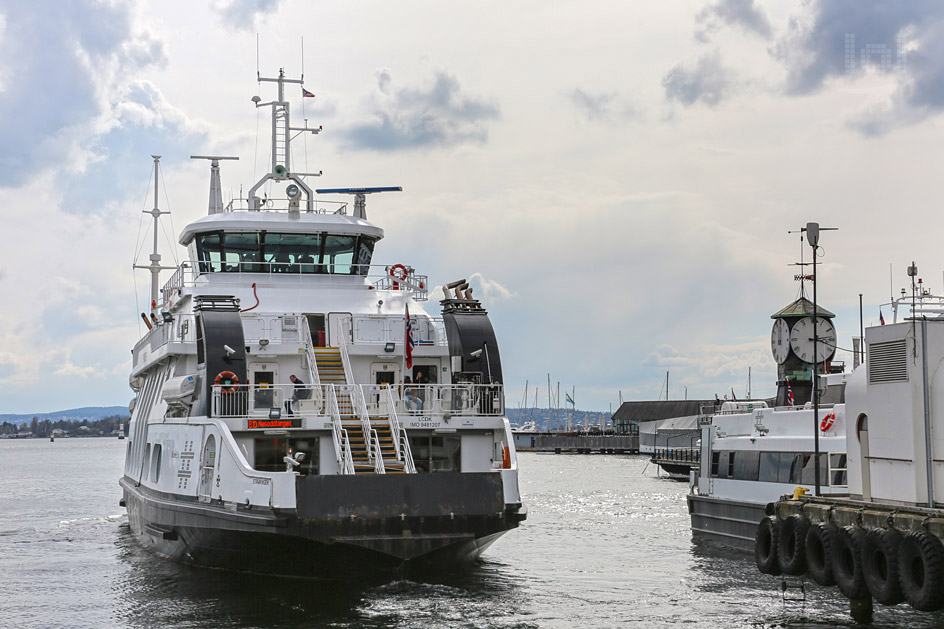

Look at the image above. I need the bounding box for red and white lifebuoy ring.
[820,412,836,431]
[214,370,239,394]
[389,264,408,281]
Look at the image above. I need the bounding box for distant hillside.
[0,406,130,422]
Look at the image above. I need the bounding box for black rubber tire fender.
[755,516,782,575]
[833,525,867,599]
[778,514,810,576]
[862,528,905,606]
[805,522,837,586]
[898,530,944,612]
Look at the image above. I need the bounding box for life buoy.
[389,264,408,281]
[862,527,905,606]
[214,371,239,393]
[778,514,810,575]
[820,412,836,431]
[833,525,867,599]
[806,522,838,586]
[755,516,782,575]
[898,530,944,611]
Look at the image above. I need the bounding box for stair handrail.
[338,338,355,386]
[382,385,403,461]
[399,431,416,474]
[328,385,354,474]
[351,384,374,461]
[341,429,354,475]
[299,317,321,388]
[371,428,385,474]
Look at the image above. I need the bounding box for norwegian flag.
[786,378,795,407]
[405,304,415,369]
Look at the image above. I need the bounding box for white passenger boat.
[119,68,525,577]
[687,294,849,547]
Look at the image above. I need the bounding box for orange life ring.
[389,264,408,282]
[215,370,239,394]
[820,412,836,431]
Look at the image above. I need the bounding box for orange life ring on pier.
[820,412,836,431]
[215,371,239,394]
[389,264,408,281]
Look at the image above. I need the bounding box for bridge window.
[195,232,377,275]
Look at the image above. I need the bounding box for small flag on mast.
[879,309,886,325]
[565,392,574,405]
[302,87,315,98]
[786,378,794,407]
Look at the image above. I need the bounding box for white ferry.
[688,292,850,547]
[119,68,525,577]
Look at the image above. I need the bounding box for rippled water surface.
[2,438,944,628]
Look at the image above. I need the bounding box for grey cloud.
[696,0,773,42]
[774,1,944,135]
[213,0,284,32]
[342,70,499,151]
[567,88,634,123]
[663,52,733,107]
[0,1,166,188]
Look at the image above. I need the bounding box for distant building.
[611,400,717,436]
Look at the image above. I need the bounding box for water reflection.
[111,523,535,628]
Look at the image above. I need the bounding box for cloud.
[663,51,734,107]
[341,70,499,151]
[696,0,773,42]
[0,0,167,188]
[468,273,516,302]
[566,88,635,123]
[212,0,284,31]
[772,1,944,135]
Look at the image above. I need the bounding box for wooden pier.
[514,433,638,454]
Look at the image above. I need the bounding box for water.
[2,439,943,628]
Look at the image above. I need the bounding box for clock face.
[771,319,790,364]
[789,316,837,364]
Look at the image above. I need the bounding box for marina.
[6,2,944,627]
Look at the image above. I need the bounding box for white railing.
[160,260,430,300]
[399,431,416,474]
[328,387,354,475]
[299,316,322,387]
[395,383,505,416]
[371,429,385,474]
[211,384,327,418]
[383,386,403,460]
[385,388,417,473]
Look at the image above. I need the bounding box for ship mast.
[248,68,323,212]
[133,155,177,316]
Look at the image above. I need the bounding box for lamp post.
[803,221,837,496]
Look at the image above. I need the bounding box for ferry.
[688,286,850,546]
[119,68,525,578]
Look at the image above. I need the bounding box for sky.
[1,0,943,414]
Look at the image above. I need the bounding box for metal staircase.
[315,347,415,475]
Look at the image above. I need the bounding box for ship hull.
[687,493,766,548]
[121,472,525,578]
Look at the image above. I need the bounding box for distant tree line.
[0,415,129,438]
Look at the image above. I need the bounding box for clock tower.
[770,297,837,406]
